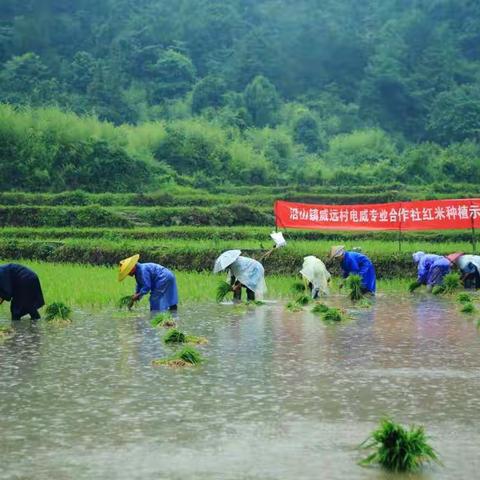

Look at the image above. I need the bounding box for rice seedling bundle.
[44,302,72,323]
[346,274,363,301]
[442,272,461,294]
[152,346,203,368]
[296,294,311,305]
[151,312,176,328]
[286,301,303,312]
[457,293,472,304]
[431,285,445,295]
[460,302,475,313]
[312,302,329,314]
[0,325,14,339]
[357,298,373,309]
[360,418,439,472]
[216,281,233,303]
[118,295,134,310]
[408,281,421,293]
[322,307,344,323]
[163,328,186,343]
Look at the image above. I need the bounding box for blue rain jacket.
[341,251,376,293]
[416,254,444,285]
[135,263,178,312]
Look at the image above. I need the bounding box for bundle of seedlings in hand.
[312,302,330,314]
[216,281,233,303]
[45,302,72,323]
[322,307,344,323]
[346,274,363,301]
[151,312,176,328]
[163,328,208,345]
[359,418,440,472]
[460,302,475,314]
[442,272,461,294]
[457,293,472,304]
[408,281,421,293]
[291,281,306,293]
[118,295,134,310]
[152,346,203,368]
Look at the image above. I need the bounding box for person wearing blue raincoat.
[412,251,451,292]
[330,245,376,294]
[118,254,178,312]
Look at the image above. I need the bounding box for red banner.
[275,198,480,231]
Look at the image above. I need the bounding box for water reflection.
[0,297,479,480]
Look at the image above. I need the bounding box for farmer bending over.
[214,250,267,301]
[412,251,450,292]
[330,245,376,294]
[0,263,45,321]
[447,252,480,289]
[118,254,178,312]
[300,255,331,299]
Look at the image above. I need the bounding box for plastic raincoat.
[300,256,331,297]
[416,254,450,286]
[135,263,178,312]
[228,256,267,300]
[341,251,376,293]
[0,263,45,320]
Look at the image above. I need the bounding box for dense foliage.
[1,0,480,190]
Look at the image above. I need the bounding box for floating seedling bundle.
[432,272,461,295]
[345,274,363,302]
[457,293,472,304]
[0,325,14,340]
[360,418,440,472]
[216,281,233,303]
[152,346,203,368]
[460,302,475,313]
[45,302,72,324]
[151,312,176,328]
[322,307,344,322]
[286,294,311,312]
[163,328,208,345]
[408,281,421,293]
[311,302,329,314]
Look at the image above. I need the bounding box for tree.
[293,112,322,152]
[191,75,226,114]
[244,75,280,127]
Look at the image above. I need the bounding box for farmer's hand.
[232,283,241,292]
[131,293,141,302]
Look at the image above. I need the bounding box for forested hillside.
[1,0,480,191]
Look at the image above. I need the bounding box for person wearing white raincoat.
[214,250,267,301]
[300,256,331,299]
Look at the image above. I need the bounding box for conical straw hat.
[329,245,345,259]
[118,254,140,282]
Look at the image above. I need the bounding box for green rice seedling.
[442,272,461,294]
[408,281,421,293]
[286,301,303,312]
[185,334,208,345]
[296,294,311,305]
[346,274,363,301]
[312,303,329,314]
[152,346,203,368]
[292,281,306,293]
[460,302,475,314]
[44,302,72,323]
[359,418,440,472]
[151,312,176,328]
[216,281,233,303]
[163,328,186,344]
[246,300,265,306]
[357,298,373,309]
[322,307,344,323]
[118,295,134,310]
[457,293,472,304]
[432,285,445,295]
[0,325,14,340]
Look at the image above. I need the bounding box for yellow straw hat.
[118,254,140,282]
[329,245,345,259]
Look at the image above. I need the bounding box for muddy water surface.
[1,295,479,479]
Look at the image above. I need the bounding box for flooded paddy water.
[1,295,480,479]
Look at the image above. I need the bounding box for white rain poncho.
[228,256,267,300]
[300,256,331,297]
[457,254,480,273]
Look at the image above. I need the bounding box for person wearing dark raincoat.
[330,245,376,294]
[118,254,178,312]
[412,251,451,292]
[0,263,45,320]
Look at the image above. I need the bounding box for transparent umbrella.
[213,250,241,273]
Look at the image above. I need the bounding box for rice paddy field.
[1,189,480,479]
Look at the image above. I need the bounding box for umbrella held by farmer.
[118,255,178,312]
[214,250,267,301]
[330,245,376,294]
[0,263,45,321]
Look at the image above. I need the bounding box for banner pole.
[398,225,402,253]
